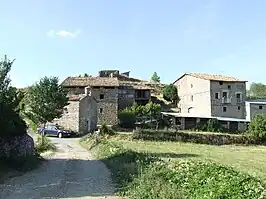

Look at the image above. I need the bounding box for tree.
[151,72,160,83]
[163,84,179,105]
[27,76,69,127]
[249,115,266,139]
[84,73,89,77]
[247,83,266,99]
[0,55,27,138]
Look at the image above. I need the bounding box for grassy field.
[81,133,266,198]
[112,136,266,181]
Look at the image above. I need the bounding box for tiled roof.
[174,73,247,83]
[61,77,120,87]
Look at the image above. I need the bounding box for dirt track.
[0,137,119,199]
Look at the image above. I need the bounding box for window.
[222,91,228,102]
[219,81,223,85]
[228,85,231,89]
[191,84,193,88]
[63,107,68,113]
[223,107,227,112]
[215,92,220,99]
[236,93,242,103]
[238,106,241,111]
[191,95,193,101]
[100,94,104,99]
[99,108,103,113]
[259,105,263,110]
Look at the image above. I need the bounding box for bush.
[249,115,266,139]
[195,118,224,133]
[133,160,266,199]
[35,136,56,153]
[100,123,115,136]
[133,129,260,145]
[118,108,136,128]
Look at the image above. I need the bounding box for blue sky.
[1,0,266,88]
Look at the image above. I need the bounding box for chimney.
[85,86,91,96]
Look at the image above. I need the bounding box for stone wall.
[55,101,80,133]
[0,135,35,159]
[91,87,118,125]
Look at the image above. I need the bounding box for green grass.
[80,134,266,198]
[113,136,266,181]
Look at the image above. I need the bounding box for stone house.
[169,73,248,131]
[246,99,266,121]
[61,70,152,125]
[54,94,98,134]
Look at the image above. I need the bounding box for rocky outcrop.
[0,134,36,159]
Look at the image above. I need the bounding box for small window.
[191,95,193,101]
[259,105,263,110]
[228,85,231,89]
[63,107,68,113]
[99,108,103,113]
[219,81,223,85]
[191,84,193,88]
[223,107,227,112]
[238,106,241,110]
[100,94,104,99]
[215,92,219,99]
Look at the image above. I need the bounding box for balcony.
[222,97,231,103]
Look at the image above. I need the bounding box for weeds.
[35,136,56,153]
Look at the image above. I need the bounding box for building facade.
[61,70,152,126]
[246,99,266,121]
[54,94,98,134]
[174,73,247,119]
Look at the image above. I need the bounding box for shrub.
[133,129,260,145]
[118,108,136,128]
[131,160,266,199]
[195,119,223,133]
[100,123,115,136]
[249,115,266,139]
[35,136,56,153]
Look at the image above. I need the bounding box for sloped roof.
[174,73,247,83]
[61,77,120,87]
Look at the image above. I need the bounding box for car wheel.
[58,132,63,138]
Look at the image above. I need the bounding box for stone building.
[54,94,98,134]
[61,70,152,125]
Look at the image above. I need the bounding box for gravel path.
[0,137,119,199]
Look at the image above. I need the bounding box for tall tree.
[27,76,69,126]
[0,55,27,138]
[151,72,160,83]
[248,82,266,99]
[163,84,179,105]
[84,73,89,77]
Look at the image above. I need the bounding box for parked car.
[37,124,73,138]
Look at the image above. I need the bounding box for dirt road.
[0,137,119,199]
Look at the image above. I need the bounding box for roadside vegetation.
[81,130,266,199]
[0,55,68,182]
[35,136,56,154]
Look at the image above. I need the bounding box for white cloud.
[47,29,81,38]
